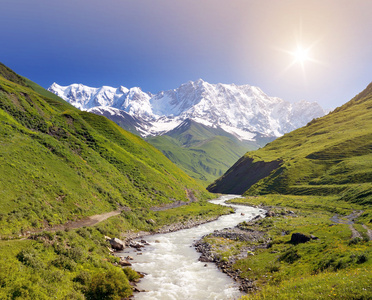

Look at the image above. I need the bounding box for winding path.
[15,209,124,240]
[331,211,371,241]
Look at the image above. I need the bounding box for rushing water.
[118,195,265,300]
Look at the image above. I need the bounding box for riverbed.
[118,195,265,300]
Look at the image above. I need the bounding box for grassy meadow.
[0,63,235,298]
[202,195,372,299]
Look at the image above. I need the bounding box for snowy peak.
[48,80,326,141]
[49,82,153,119]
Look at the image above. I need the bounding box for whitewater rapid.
[118,195,265,300]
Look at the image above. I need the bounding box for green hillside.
[206,82,372,299]
[0,63,211,237]
[0,64,237,299]
[208,82,372,205]
[147,119,266,185]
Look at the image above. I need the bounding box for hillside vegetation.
[147,119,265,185]
[0,63,214,237]
[0,63,237,299]
[204,82,372,299]
[208,82,372,206]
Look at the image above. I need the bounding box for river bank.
[194,195,372,300]
[122,210,234,244]
[118,195,265,299]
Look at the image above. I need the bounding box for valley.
[0,63,371,299]
[48,80,325,185]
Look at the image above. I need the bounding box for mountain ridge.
[208,81,372,206]
[147,119,260,184]
[48,80,327,141]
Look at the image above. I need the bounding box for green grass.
[0,199,231,299]
[0,231,131,300]
[208,82,372,298]
[209,82,372,206]
[147,119,260,185]
[213,195,372,299]
[0,66,212,237]
[0,63,234,299]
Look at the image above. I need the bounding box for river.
[118,195,265,300]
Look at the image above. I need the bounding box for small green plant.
[122,267,140,282]
[85,268,131,300]
[278,248,301,264]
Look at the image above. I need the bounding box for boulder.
[265,211,275,217]
[252,215,262,221]
[290,233,311,244]
[119,259,132,266]
[310,234,319,240]
[110,237,125,250]
[130,241,145,249]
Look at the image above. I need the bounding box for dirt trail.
[14,209,124,240]
[331,211,371,241]
[349,224,362,239]
[63,209,123,229]
[362,224,372,241]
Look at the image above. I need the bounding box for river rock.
[130,241,145,249]
[146,219,156,225]
[110,237,125,250]
[265,211,275,217]
[291,233,311,244]
[310,234,319,240]
[119,259,132,266]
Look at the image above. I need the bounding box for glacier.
[48,80,326,141]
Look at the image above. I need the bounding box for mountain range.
[48,80,326,141]
[48,80,327,184]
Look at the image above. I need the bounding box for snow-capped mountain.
[48,80,326,141]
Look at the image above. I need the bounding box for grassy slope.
[0,64,237,299]
[147,120,260,185]
[204,82,372,299]
[0,200,231,300]
[208,82,372,205]
[215,195,372,300]
[0,64,212,237]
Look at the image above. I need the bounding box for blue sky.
[1,0,372,109]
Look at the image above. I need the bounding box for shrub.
[51,255,77,271]
[66,247,85,263]
[278,248,301,264]
[356,253,368,264]
[85,268,132,300]
[122,267,140,282]
[16,249,45,271]
[349,237,363,245]
[73,270,92,286]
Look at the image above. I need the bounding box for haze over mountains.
[208,81,372,206]
[48,80,327,142]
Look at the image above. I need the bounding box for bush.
[356,253,368,264]
[51,255,77,271]
[278,248,301,264]
[16,249,45,271]
[74,271,92,286]
[85,268,132,300]
[123,267,140,282]
[349,237,363,245]
[66,247,85,263]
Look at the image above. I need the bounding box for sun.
[278,39,322,82]
[292,46,310,63]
